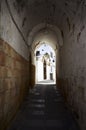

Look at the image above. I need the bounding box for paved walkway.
[7,84,79,130]
[37,80,55,84]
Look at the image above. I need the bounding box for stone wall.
[30,65,35,88]
[58,16,86,130]
[0,38,29,130]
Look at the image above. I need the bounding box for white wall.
[0,0,29,60]
[46,65,50,80]
[36,60,43,82]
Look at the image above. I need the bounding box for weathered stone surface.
[0,39,29,130]
[0,51,6,66]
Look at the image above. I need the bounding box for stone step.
[7,85,79,130]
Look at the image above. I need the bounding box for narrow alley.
[0,0,86,130]
[8,84,79,130]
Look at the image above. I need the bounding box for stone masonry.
[0,38,29,130]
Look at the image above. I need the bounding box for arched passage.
[1,0,86,129]
[28,23,63,86]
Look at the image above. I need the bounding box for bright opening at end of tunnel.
[35,42,56,85]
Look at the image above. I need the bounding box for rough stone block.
[0,67,7,78]
[5,55,12,68]
[0,51,6,66]
[0,78,5,92]
[4,78,11,91]
[0,93,5,112]
[3,103,9,117]
[15,61,21,70]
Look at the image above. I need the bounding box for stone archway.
[28,23,63,85]
[35,42,56,84]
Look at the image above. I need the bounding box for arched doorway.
[43,59,47,80]
[35,42,56,84]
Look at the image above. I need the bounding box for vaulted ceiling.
[26,0,86,29]
[4,0,86,47]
